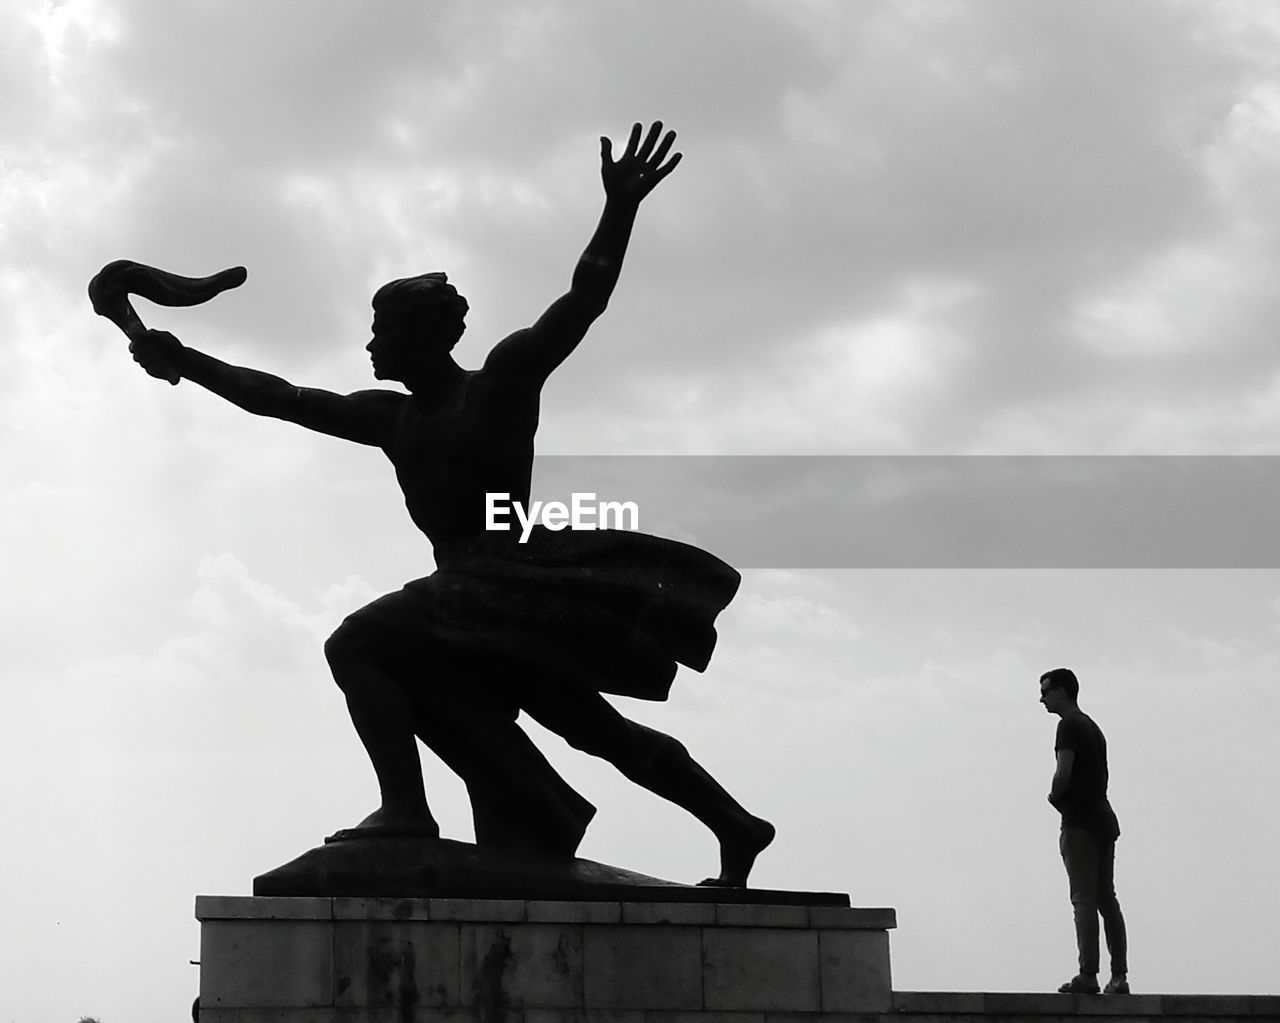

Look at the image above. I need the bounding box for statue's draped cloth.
[369,527,740,857]
[406,527,741,700]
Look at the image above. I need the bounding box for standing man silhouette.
[1039,667,1129,994]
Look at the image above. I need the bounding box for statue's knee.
[324,618,371,674]
[562,717,652,765]
[323,625,347,667]
[649,731,689,771]
[565,728,615,759]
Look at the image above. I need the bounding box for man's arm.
[130,329,399,447]
[484,121,682,384]
[1048,748,1074,808]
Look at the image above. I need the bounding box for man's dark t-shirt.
[1053,710,1120,840]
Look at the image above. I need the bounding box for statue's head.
[371,272,469,351]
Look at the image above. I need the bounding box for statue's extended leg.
[521,686,775,886]
[624,720,776,887]
[324,620,439,836]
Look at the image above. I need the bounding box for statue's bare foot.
[698,814,776,888]
[325,805,441,844]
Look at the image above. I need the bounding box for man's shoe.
[1104,978,1130,995]
[1058,975,1100,994]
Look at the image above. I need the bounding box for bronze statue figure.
[102,122,773,887]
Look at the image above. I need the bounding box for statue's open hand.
[129,328,184,384]
[601,121,681,203]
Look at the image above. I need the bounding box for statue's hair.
[1040,667,1079,701]
[373,272,469,349]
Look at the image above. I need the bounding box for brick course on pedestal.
[196,894,896,1022]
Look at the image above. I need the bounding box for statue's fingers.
[137,352,178,383]
[600,135,614,166]
[624,121,643,158]
[651,150,683,183]
[147,363,180,385]
[650,129,677,167]
[636,120,663,160]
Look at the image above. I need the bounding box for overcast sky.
[4,1,1280,1020]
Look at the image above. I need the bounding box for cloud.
[11,0,1280,453]
[17,554,378,760]
[710,572,862,700]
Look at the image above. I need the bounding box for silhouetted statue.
[1039,668,1129,994]
[105,122,773,887]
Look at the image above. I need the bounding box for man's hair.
[372,272,469,349]
[1040,667,1079,701]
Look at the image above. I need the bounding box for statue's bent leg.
[520,682,775,886]
[324,610,437,836]
[326,591,594,857]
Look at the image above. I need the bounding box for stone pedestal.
[196,894,896,1022]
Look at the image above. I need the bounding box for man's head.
[368,273,469,379]
[1039,667,1079,716]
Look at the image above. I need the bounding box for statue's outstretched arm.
[129,329,398,446]
[484,122,681,383]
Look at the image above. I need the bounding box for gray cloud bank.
[8,0,1280,456]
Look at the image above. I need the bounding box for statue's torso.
[382,369,538,552]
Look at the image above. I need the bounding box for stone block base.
[196,894,895,1021]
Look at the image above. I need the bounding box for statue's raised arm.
[483,121,681,384]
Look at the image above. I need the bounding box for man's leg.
[1059,827,1102,988]
[1097,838,1129,986]
[520,682,774,886]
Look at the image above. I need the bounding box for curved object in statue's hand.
[88,259,247,384]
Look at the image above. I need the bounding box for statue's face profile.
[366,309,422,381]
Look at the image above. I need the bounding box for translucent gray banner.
[527,456,1280,568]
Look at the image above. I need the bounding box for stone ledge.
[196,895,333,920]
[893,990,1280,1017]
[195,1009,1280,1023]
[198,1013,893,1022]
[196,895,896,930]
